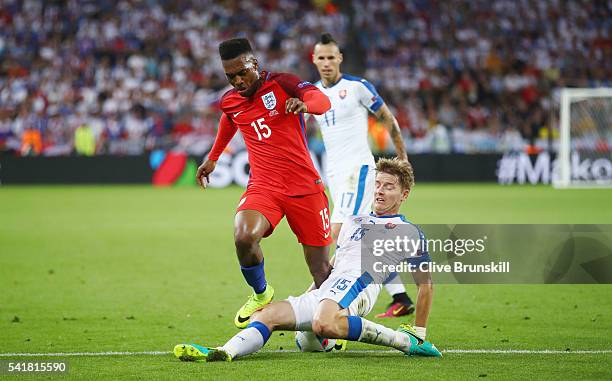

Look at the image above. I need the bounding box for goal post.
[554,87,612,188]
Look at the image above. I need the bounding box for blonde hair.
[376,157,415,191]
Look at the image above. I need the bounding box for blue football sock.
[346,316,363,341]
[240,260,267,294]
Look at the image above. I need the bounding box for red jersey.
[213,72,329,196]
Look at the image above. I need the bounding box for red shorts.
[236,188,332,247]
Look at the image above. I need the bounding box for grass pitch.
[1,184,612,380]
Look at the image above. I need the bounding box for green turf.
[1,184,611,380]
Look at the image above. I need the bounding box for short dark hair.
[218,38,253,60]
[319,33,337,45]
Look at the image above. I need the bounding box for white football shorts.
[327,165,376,224]
[287,270,381,331]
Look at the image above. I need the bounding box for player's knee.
[309,262,331,277]
[250,309,273,329]
[234,229,261,252]
[308,260,331,280]
[312,316,339,338]
[311,271,331,289]
[311,317,328,337]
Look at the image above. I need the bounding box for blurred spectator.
[0,0,609,156]
[74,123,95,156]
[20,127,42,156]
[353,0,611,153]
[0,0,346,156]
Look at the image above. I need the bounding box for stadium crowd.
[0,0,609,156]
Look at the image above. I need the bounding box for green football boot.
[333,339,348,351]
[173,343,210,362]
[205,347,233,362]
[397,324,442,357]
[234,285,275,328]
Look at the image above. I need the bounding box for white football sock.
[221,327,266,359]
[384,282,406,297]
[358,318,411,353]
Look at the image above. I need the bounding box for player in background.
[196,38,333,329]
[310,33,414,318]
[174,158,439,362]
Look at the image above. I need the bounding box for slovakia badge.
[261,91,277,110]
[339,89,347,99]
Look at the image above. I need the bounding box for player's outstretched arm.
[197,113,238,188]
[285,90,331,115]
[411,267,434,338]
[273,72,331,115]
[374,104,408,161]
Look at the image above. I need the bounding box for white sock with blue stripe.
[221,321,271,359]
[346,316,411,353]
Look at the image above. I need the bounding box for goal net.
[554,88,612,188]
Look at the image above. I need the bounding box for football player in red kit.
[197,38,333,328]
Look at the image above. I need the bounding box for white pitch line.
[1,349,611,357]
[0,351,169,357]
[444,349,612,354]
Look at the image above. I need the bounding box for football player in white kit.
[174,158,440,362]
[310,33,414,318]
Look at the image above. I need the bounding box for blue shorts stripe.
[383,272,399,284]
[352,165,369,215]
[338,272,374,309]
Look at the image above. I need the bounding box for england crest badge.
[261,91,277,110]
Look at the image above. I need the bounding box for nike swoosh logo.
[324,232,330,238]
[237,315,250,323]
[232,111,243,117]
[392,306,406,315]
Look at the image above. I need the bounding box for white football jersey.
[334,213,428,284]
[312,75,383,177]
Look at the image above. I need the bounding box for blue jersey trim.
[343,74,384,112]
[338,272,374,308]
[369,212,407,222]
[342,74,363,82]
[369,98,383,112]
[320,75,343,89]
[352,165,369,215]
